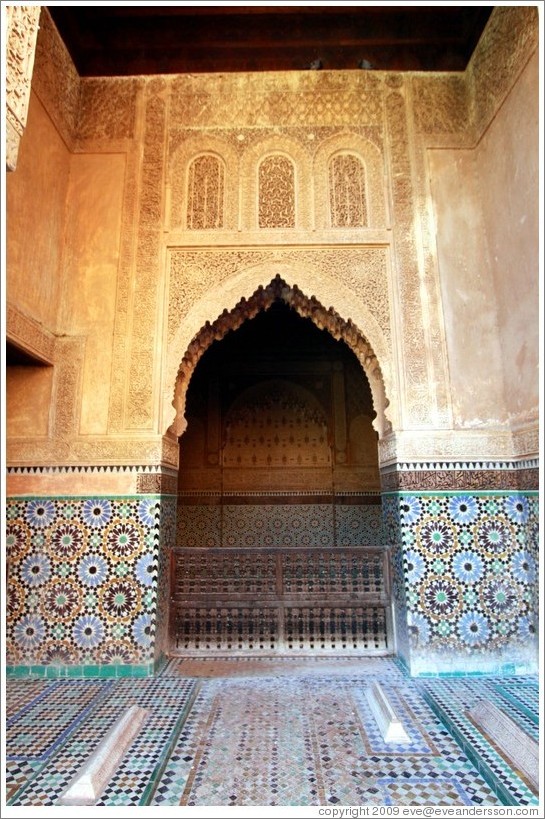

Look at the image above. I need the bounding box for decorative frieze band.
[177,490,382,506]
[7,464,178,477]
[382,458,539,473]
[136,473,178,495]
[379,427,539,465]
[380,460,539,492]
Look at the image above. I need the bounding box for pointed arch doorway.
[170,285,393,656]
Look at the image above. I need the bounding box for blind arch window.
[258,154,296,228]
[329,153,368,227]
[187,154,225,229]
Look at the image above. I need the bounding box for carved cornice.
[379,427,539,467]
[170,71,385,129]
[30,8,80,149]
[468,6,538,141]
[6,435,179,470]
[6,303,55,364]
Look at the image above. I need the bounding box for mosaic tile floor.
[4,658,540,809]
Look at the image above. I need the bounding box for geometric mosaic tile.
[384,491,539,673]
[5,659,538,807]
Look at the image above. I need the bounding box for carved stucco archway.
[166,272,393,445]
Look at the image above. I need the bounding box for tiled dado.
[383,490,539,677]
[5,495,177,676]
[177,492,384,549]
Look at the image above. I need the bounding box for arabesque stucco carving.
[6,6,538,469]
[5,4,41,170]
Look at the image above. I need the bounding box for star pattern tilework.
[382,492,538,670]
[6,496,164,667]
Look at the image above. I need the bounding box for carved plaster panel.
[239,135,314,231]
[168,133,240,231]
[412,74,470,137]
[7,436,176,469]
[51,336,86,438]
[76,78,139,145]
[379,426,539,466]
[313,132,388,229]
[137,473,178,494]
[468,6,538,139]
[168,127,388,234]
[384,85,431,427]
[30,8,80,149]
[168,246,391,351]
[5,5,41,170]
[170,71,384,129]
[126,81,167,430]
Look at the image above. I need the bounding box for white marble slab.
[365,681,411,743]
[59,704,148,806]
[468,699,538,792]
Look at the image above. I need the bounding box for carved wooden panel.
[223,383,330,469]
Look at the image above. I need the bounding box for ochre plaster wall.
[475,50,539,424]
[430,49,539,430]
[6,366,53,438]
[59,153,126,435]
[428,149,506,428]
[6,90,71,332]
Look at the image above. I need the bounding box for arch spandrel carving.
[166,273,394,446]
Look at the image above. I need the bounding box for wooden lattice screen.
[170,547,391,654]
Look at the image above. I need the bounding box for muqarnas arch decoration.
[170,276,390,443]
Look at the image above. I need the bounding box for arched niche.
[167,133,239,230]
[166,274,393,447]
[313,132,389,229]
[239,135,313,231]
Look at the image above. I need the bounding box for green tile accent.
[154,652,168,675]
[140,681,201,806]
[7,493,170,501]
[381,490,539,498]
[494,684,539,726]
[6,663,156,679]
[421,691,530,806]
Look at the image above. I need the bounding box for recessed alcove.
[172,300,391,655]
